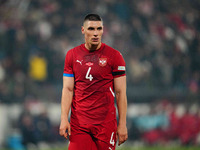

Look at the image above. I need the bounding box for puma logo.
[76,60,83,65]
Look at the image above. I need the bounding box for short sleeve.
[63,50,74,77]
[112,51,126,78]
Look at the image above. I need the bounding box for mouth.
[92,38,99,42]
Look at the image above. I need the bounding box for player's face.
[82,21,103,50]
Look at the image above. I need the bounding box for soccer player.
[59,13,128,150]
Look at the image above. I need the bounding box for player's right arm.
[59,76,74,139]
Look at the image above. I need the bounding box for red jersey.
[63,43,126,125]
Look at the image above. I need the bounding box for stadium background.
[0,0,200,149]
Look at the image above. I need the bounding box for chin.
[91,41,100,45]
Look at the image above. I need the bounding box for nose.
[94,30,98,36]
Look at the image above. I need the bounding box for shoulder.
[68,45,82,52]
[66,44,82,56]
[104,43,123,57]
[104,43,117,52]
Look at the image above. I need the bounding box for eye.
[88,27,94,30]
[97,27,102,30]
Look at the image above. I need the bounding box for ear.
[81,26,85,34]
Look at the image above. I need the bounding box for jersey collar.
[81,43,105,53]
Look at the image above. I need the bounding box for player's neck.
[85,43,101,51]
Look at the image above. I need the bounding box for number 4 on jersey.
[85,67,93,81]
[110,132,115,146]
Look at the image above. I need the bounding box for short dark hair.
[84,14,102,23]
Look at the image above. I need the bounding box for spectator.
[18,111,39,149]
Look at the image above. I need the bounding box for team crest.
[99,58,107,67]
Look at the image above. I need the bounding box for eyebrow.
[87,26,103,30]
[88,27,95,30]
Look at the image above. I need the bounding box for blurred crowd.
[0,0,200,103]
[128,101,200,146]
[3,100,200,149]
[3,101,62,150]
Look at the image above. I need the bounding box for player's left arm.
[114,75,128,146]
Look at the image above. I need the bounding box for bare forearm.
[116,92,127,126]
[59,87,73,139]
[116,89,128,145]
[61,87,73,121]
